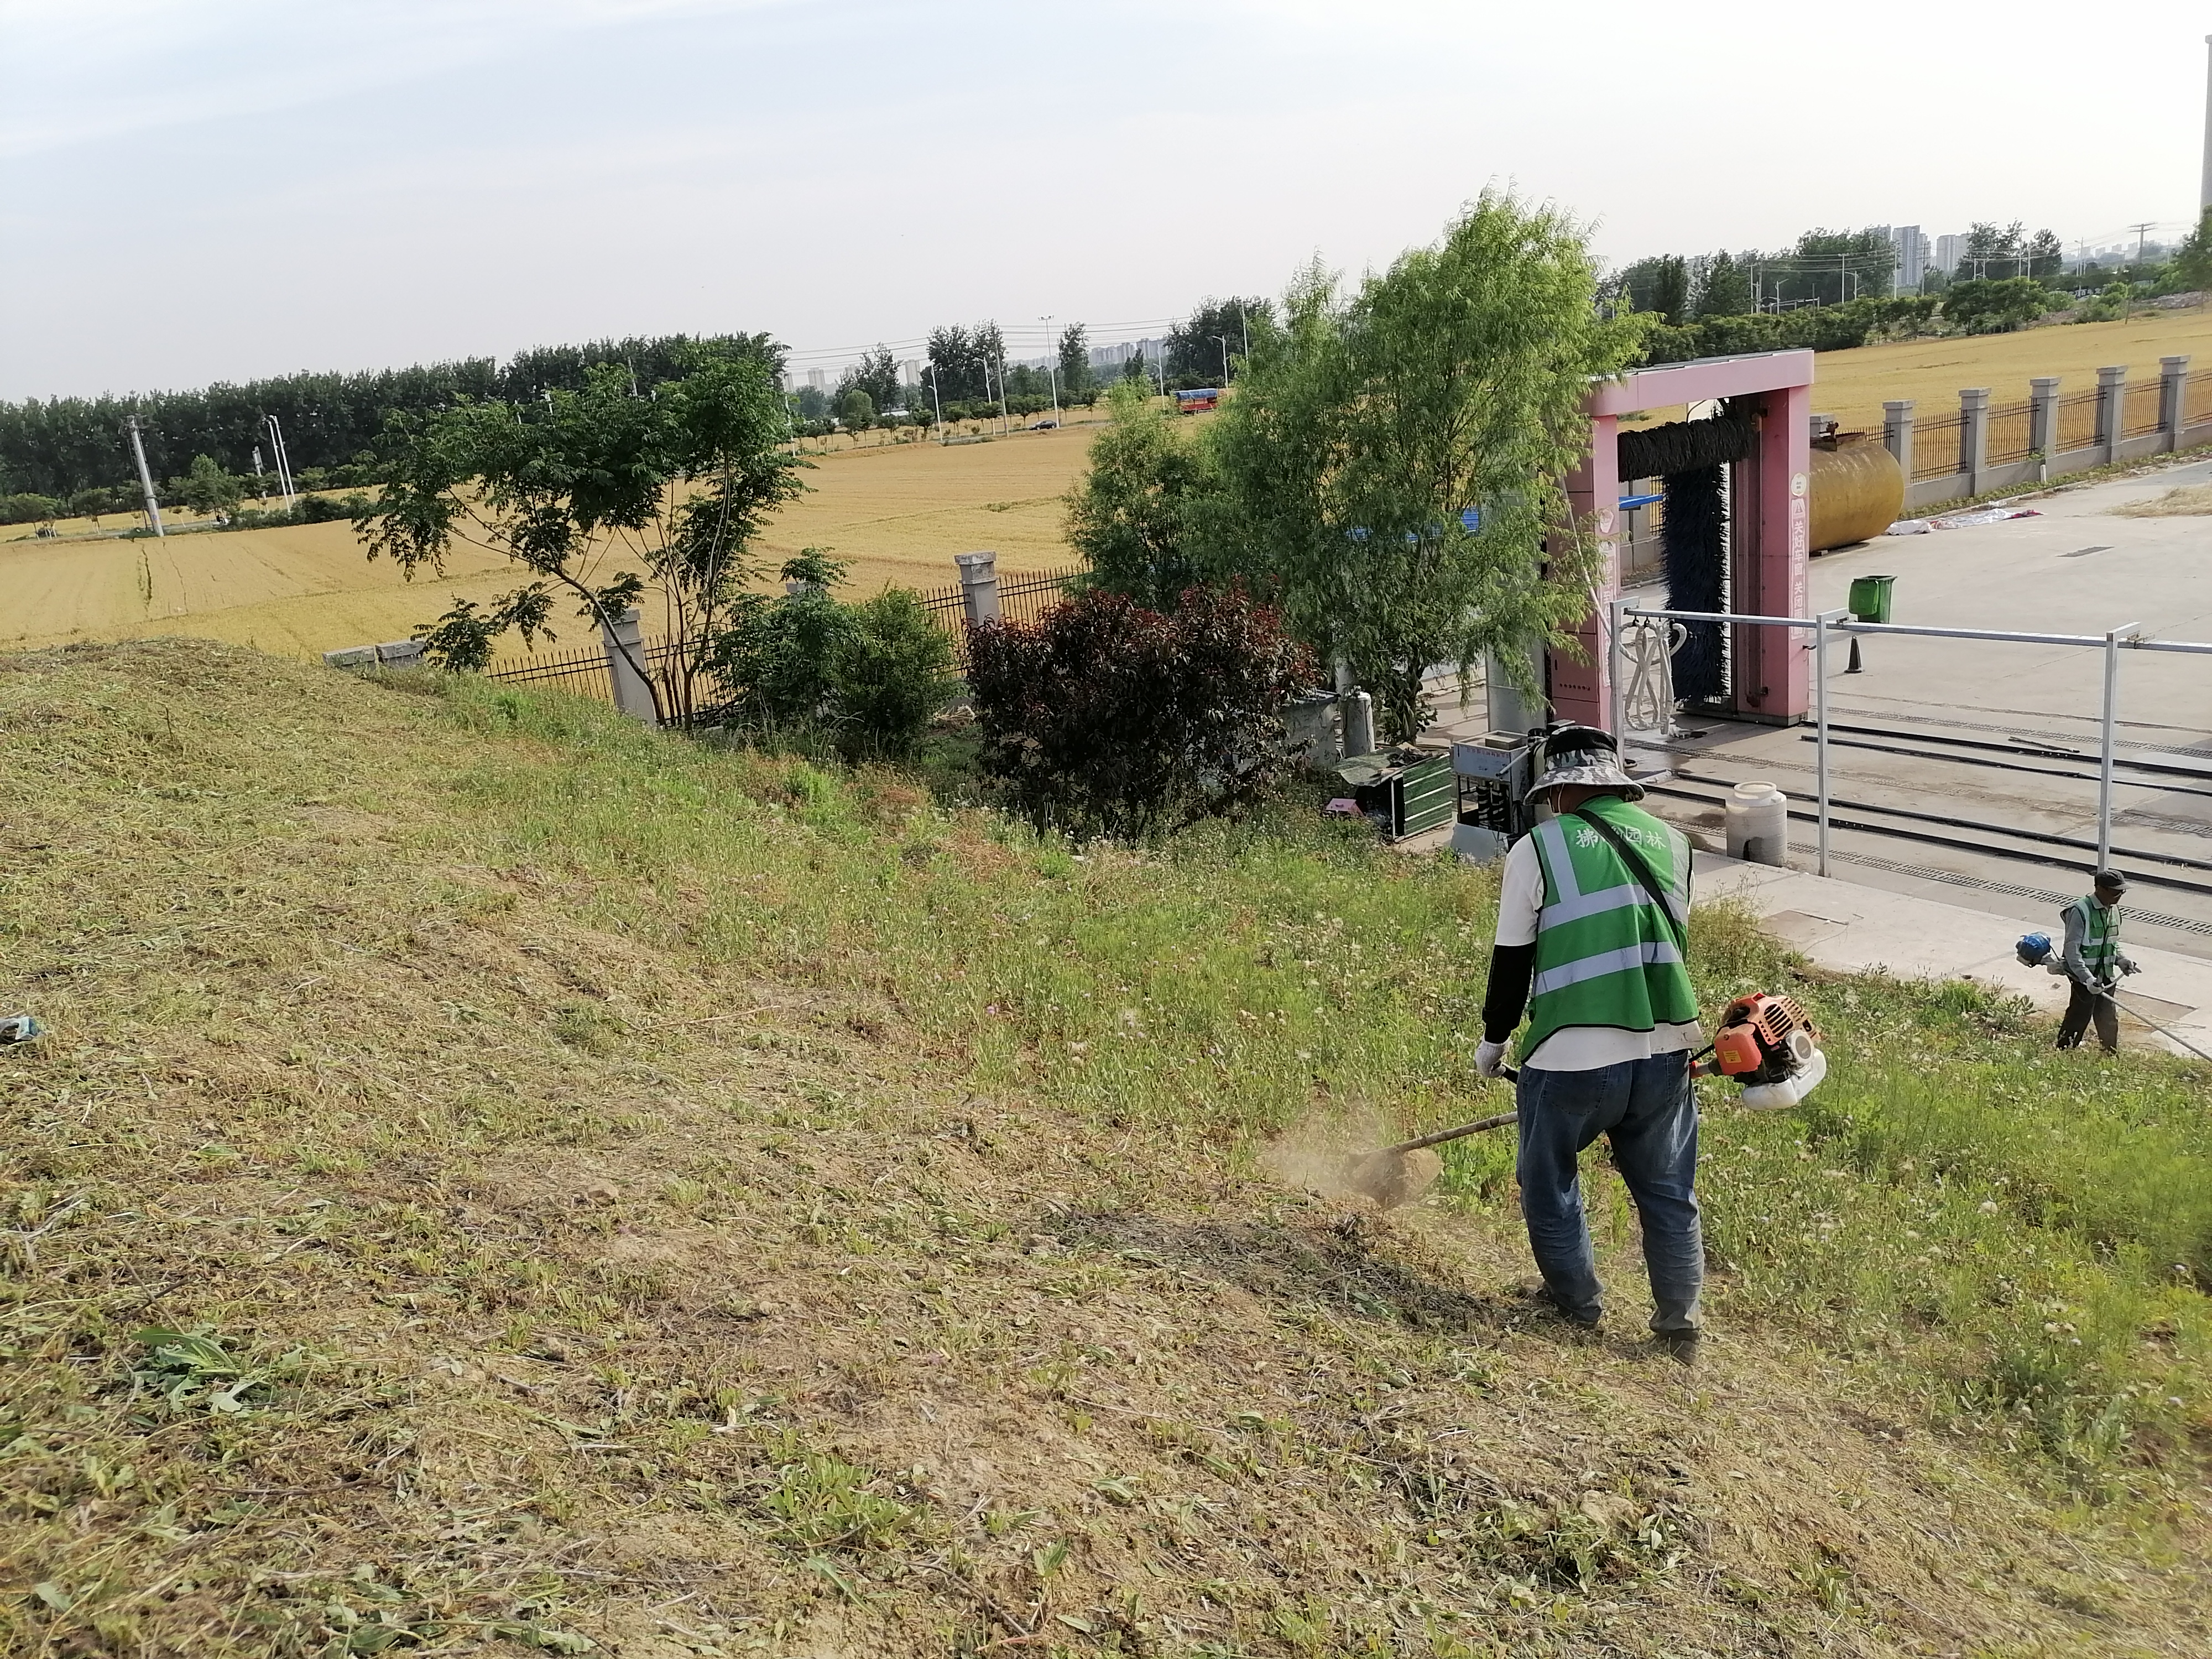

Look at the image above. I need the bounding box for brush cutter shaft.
[2097,987,2212,1065]
[1379,1107,1517,1156]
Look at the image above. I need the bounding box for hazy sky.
[3,0,2206,399]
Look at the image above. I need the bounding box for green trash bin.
[1847,574,1895,623]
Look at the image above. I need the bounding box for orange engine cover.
[1712,992,1817,1077]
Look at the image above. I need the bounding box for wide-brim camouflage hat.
[1524,728,1644,803]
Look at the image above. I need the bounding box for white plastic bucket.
[1725,781,1788,865]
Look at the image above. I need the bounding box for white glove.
[1474,1039,1509,1079]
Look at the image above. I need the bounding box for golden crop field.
[5,310,2206,659]
[0,422,1109,657]
[1805,305,2211,431]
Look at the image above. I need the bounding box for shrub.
[827,588,956,760]
[964,584,1315,838]
[708,555,854,730]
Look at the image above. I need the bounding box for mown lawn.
[2,643,2206,1656]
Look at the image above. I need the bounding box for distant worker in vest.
[2056,870,2138,1053]
[1473,724,1705,1354]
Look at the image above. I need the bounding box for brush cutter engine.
[1698,992,1825,1110]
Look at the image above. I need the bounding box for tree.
[1694,252,1751,319]
[175,453,244,518]
[1064,379,1212,610]
[2171,208,2212,293]
[359,342,805,727]
[838,347,900,416]
[1196,193,1646,742]
[1648,256,1689,325]
[965,584,1314,839]
[1942,276,2048,334]
[839,388,876,434]
[794,385,829,421]
[1057,323,1091,396]
[2025,229,2063,280]
[1961,221,2028,279]
[1166,297,1270,385]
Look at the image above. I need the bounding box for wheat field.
[0,422,1107,656]
[5,309,2207,657]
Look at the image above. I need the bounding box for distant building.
[806,368,827,391]
[1089,337,1161,370]
[1890,225,1928,289]
[1933,233,1963,276]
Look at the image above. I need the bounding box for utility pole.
[264,414,297,509]
[1040,316,1061,427]
[923,362,945,444]
[126,415,164,537]
[2203,35,2212,213]
[1216,335,1231,386]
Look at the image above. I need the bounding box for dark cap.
[2093,869,2128,893]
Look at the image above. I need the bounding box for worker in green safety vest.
[2056,870,2138,1053]
[1474,723,1706,1357]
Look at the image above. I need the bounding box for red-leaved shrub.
[964,585,1316,838]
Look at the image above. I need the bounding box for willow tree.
[358,342,802,724]
[1198,192,1646,740]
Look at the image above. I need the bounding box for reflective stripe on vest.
[1519,799,1699,1061]
[2067,896,2120,977]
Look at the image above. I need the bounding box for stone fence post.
[1958,388,1989,493]
[2028,377,2061,466]
[955,551,1000,627]
[2160,356,2191,450]
[2096,366,2126,460]
[1881,399,1914,483]
[600,605,658,726]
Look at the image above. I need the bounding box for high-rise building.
[1088,338,1161,371]
[806,368,826,391]
[1933,233,1964,276]
[1891,225,1928,289]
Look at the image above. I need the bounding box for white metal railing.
[1605,600,2211,879]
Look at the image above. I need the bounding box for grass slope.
[1,643,2207,1657]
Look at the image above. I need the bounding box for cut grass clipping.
[1,640,2206,1657]
[2114,482,2212,517]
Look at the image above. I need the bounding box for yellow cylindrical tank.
[1808,437,1905,552]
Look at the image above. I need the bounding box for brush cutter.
[1340,989,1831,1209]
[2016,933,2212,1063]
[1689,992,1828,1111]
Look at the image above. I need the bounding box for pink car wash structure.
[1546,349,1814,731]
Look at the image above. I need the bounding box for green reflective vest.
[1519,796,1698,1062]
[2064,894,2121,982]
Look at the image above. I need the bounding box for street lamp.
[921,363,946,444]
[1215,335,1231,387]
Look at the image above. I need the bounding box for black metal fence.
[917,566,1087,669]
[484,637,680,704]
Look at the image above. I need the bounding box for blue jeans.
[1515,1052,1703,1334]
